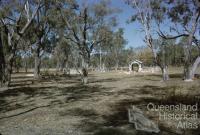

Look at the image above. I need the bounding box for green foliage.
[14,55,22,71]
[1,0,199,79]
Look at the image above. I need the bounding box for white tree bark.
[81,57,89,84]
[189,56,200,80]
[161,66,169,81]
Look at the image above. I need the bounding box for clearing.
[0,68,200,135]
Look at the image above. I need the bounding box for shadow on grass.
[169,73,183,79]
[143,73,184,81]
[91,95,199,135]
[74,84,200,135]
[77,99,160,135]
[10,74,82,87]
[59,108,98,117]
[90,78,120,83]
[0,82,110,119]
[119,84,200,107]
[0,104,51,120]
[0,86,56,113]
[116,85,169,96]
[0,86,56,98]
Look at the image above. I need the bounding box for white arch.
[129,60,143,72]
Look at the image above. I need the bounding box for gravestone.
[128,105,160,133]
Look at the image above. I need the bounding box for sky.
[77,0,146,48]
[111,0,145,48]
[2,0,148,48]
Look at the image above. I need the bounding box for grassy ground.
[0,67,200,135]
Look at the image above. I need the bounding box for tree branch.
[59,9,81,44]
[157,30,189,39]
[65,36,80,45]
[89,39,105,52]
[19,0,42,35]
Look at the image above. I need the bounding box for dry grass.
[0,67,200,135]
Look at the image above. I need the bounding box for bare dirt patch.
[0,70,200,135]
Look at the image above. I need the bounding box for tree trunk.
[190,56,200,80]
[161,66,169,81]
[115,60,119,71]
[184,64,191,81]
[183,41,192,81]
[25,61,28,73]
[34,48,41,79]
[64,63,70,75]
[0,29,14,86]
[198,46,200,56]
[82,67,88,84]
[56,60,60,73]
[0,52,14,87]
[5,60,13,86]
[0,35,6,86]
[81,56,89,84]
[61,59,67,73]
[184,11,200,81]
[161,43,169,81]
[173,44,176,66]
[151,47,169,81]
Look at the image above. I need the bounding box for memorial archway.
[129,60,143,72]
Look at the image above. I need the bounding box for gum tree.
[157,0,200,81]
[126,0,170,81]
[59,0,118,83]
[0,0,42,86]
